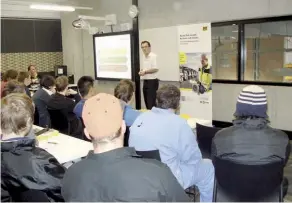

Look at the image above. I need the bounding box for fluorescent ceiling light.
[30,4,75,12]
[232,30,238,33]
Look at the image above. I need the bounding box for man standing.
[198,54,212,93]
[140,41,159,109]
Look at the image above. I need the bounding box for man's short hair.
[156,85,181,110]
[40,75,56,89]
[77,76,94,98]
[2,80,26,97]
[55,76,69,92]
[18,71,30,83]
[114,79,135,103]
[3,69,18,81]
[141,41,151,47]
[1,93,34,136]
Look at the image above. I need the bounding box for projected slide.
[94,33,132,79]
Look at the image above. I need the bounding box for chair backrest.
[47,108,69,134]
[33,107,39,126]
[196,123,221,159]
[136,150,161,161]
[124,126,130,147]
[213,156,283,202]
[13,190,50,202]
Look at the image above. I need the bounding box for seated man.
[1,93,65,202]
[1,69,18,98]
[74,76,95,118]
[114,79,141,126]
[61,93,189,202]
[1,80,26,97]
[17,71,32,97]
[32,75,56,127]
[47,76,83,139]
[212,85,290,164]
[129,85,214,202]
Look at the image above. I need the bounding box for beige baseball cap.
[82,93,123,139]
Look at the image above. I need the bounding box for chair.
[135,150,161,161]
[13,190,50,202]
[196,123,221,159]
[47,108,70,135]
[33,107,39,126]
[135,150,197,201]
[212,156,284,202]
[124,126,130,147]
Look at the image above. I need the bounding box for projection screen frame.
[93,31,134,81]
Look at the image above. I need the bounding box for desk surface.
[34,126,92,164]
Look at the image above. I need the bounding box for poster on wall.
[178,23,212,120]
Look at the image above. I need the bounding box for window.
[212,16,292,85]
[245,21,292,82]
[212,25,238,80]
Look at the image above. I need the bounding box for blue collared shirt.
[74,99,86,118]
[129,107,202,189]
[124,104,141,127]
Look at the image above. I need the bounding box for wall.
[61,0,132,95]
[61,0,292,130]
[1,18,63,73]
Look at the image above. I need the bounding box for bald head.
[201,54,208,67]
[82,93,125,147]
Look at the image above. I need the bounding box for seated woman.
[47,76,83,139]
[114,79,141,127]
[1,93,65,202]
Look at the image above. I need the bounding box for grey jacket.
[212,118,290,165]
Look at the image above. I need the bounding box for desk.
[139,109,212,129]
[34,126,92,164]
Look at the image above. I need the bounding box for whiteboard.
[139,26,179,81]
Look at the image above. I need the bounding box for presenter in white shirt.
[139,41,159,109]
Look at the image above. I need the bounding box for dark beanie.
[234,85,268,118]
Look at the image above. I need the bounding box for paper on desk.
[36,130,59,142]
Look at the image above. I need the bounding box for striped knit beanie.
[234,85,268,118]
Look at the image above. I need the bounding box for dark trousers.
[143,79,159,110]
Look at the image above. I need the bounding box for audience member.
[212,85,290,164]
[1,80,26,98]
[129,84,214,202]
[32,75,56,127]
[114,79,141,126]
[47,76,83,139]
[17,71,32,97]
[28,65,39,83]
[1,69,18,98]
[1,93,65,202]
[74,76,95,118]
[61,93,189,202]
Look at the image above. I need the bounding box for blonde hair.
[55,76,68,92]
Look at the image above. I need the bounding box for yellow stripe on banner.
[36,130,59,141]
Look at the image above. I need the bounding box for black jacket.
[32,88,51,127]
[212,118,291,165]
[47,93,83,138]
[1,138,66,202]
[62,147,190,202]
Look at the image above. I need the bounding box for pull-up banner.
[178,23,212,120]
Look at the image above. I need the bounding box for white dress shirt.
[141,52,158,80]
[42,87,54,96]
